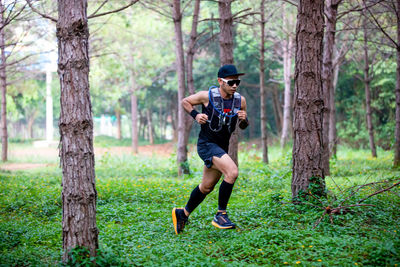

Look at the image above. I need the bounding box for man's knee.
[224,168,238,184]
[199,183,215,194]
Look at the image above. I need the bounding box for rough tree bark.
[219,0,238,165]
[260,0,268,163]
[0,2,7,162]
[57,0,98,260]
[280,2,293,149]
[172,0,189,175]
[362,17,377,158]
[292,0,325,198]
[394,0,400,167]
[321,0,340,175]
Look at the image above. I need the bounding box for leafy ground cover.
[0,143,399,266]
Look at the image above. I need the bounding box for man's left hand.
[237,110,247,121]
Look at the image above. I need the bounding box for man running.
[172,64,249,234]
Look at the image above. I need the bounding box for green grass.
[0,145,399,266]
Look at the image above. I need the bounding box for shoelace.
[218,213,232,224]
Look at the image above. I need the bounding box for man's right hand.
[196,113,208,124]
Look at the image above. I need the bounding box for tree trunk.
[321,0,340,175]
[362,18,377,158]
[280,2,293,149]
[27,110,38,139]
[394,0,400,167]
[0,2,7,162]
[170,97,178,142]
[183,0,201,154]
[172,0,189,175]
[116,107,121,140]
[260,0,268,163]
[146,108,154,145]
[291,0,325,199]
[131,92,138,153]
[186,0,200,97]
[159,103,163,140]
[57,0,98,260]
[219,0,238,165]
[329,51,339,158]
[272,87,282,134]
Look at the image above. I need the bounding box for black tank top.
[198,97,239,152]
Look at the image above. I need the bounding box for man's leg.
[172,165,222,234]
[210,154,238,229]
[184,166,222,216]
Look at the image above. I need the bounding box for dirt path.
[1,142,174,172]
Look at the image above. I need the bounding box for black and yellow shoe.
[212,211,236,229]
[172,208,188,235]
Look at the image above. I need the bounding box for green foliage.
[62,246,127,267]
[0,145,399,266]
[336,57,395,150]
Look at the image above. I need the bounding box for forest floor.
[0,140,399,266]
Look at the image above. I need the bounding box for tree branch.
[337,0,383,20]
[358,180,400,203]
[5,3,28,27]
[139,1,172,19]
[88,0,109,18]
[88,0,139,19]
[26,0,57,22]
[281,0,298,8]
[362,0,398,49]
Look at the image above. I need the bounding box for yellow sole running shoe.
[212,211,236,229]
[172,207,188,234]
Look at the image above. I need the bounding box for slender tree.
[260,0,268,163]
[57,0,98,260]
[184,0,201,156]
[292,0,325,198]
[321,0,342,175]
[362,0,400,166]
[0,0,29,161]
[280,2,295,149]
[0,1,7,162]
[362,15,377,157]
[172,0,190,175]
[396,0,400,167]
[218,0,239,165]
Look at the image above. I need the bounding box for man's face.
[218,75,240,96]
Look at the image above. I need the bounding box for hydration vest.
[207,86,241,133]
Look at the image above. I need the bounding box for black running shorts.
[197,138,227,168]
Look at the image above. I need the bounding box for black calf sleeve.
[218,180,234,211]
[185,185,207,214]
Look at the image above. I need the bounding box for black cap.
[217,64,245,78]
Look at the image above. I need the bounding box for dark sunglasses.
[221,78,241,86]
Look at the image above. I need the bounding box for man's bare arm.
[238,96,249,129]
[181,91,209,124]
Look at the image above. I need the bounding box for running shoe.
[172,207,188,235]
[212,211,236,229]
